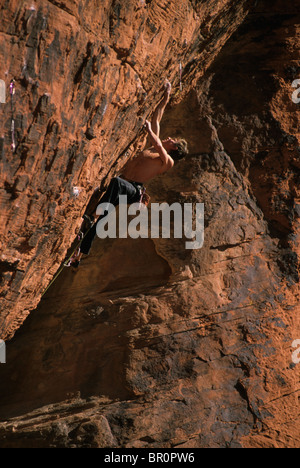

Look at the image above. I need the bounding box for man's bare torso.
[121,147,169,184]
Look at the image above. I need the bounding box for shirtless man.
[121,81,188,183]
[70,81,188,268]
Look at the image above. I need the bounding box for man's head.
[162,137,189,161]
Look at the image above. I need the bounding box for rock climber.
[70,81,189,268]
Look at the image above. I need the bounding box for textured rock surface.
[0,0,253,340]
[0,0,299,449]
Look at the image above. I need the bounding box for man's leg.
[77,177,140,258]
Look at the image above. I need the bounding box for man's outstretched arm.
[151,81,171,137]
[145,120,174,170]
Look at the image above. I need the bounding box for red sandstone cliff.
[0,0,299,448]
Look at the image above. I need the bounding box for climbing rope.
[179,62,183,92]
[0,79,5,157]
[9,79,16,153]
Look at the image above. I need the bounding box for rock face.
[0,0,253,340]
[0,0,299,449]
